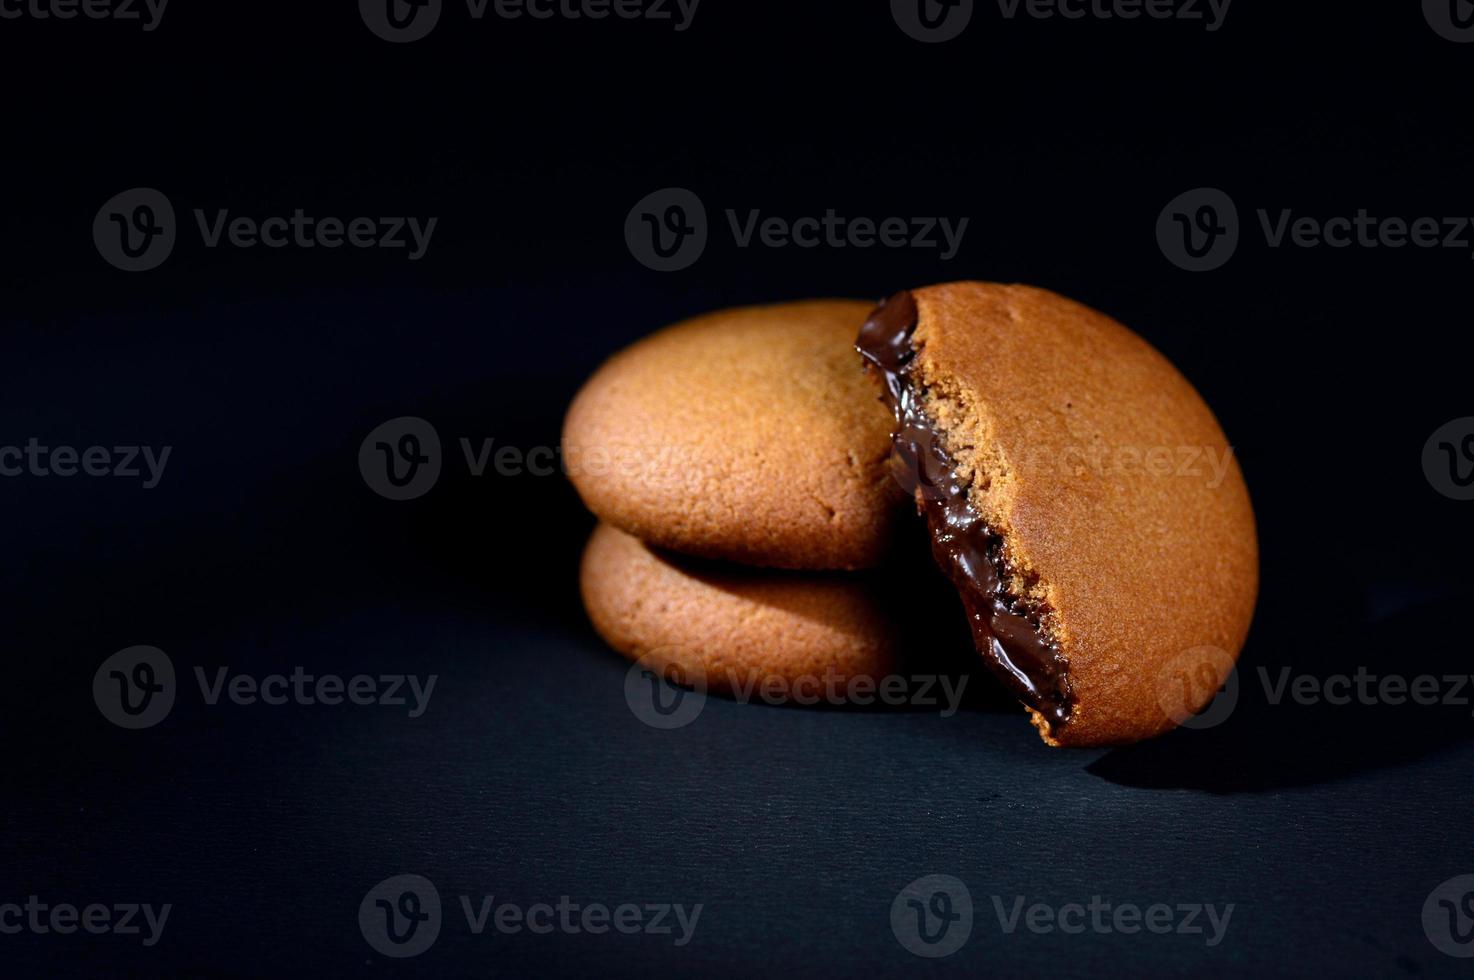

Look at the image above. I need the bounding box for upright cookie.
[857,282,1258,747]
[563,300,900,570]
[579,523,900,698]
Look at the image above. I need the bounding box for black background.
[3,1,1473,976]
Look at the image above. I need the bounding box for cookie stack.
[564,301,908,701]
[562,284,1258,746]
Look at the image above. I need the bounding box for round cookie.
[580,523,900,698]
[857,283,1258,747]
[563,300,901,570]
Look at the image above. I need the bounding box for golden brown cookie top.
[563,300,901,570]
[902,282,1258,746]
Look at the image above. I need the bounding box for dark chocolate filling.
[857,291,1074,728]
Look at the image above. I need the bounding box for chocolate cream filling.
[856,291,1075,727]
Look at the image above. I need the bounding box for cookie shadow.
[1086,592,1474,793]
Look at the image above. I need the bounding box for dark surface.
[3,2,1474,976]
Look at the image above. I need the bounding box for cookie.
[856,283,1258,747]
[579,523,900,698]
[563,300,900,570]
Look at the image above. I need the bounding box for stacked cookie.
[564,300,911,701]
[563,285,1259,747]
